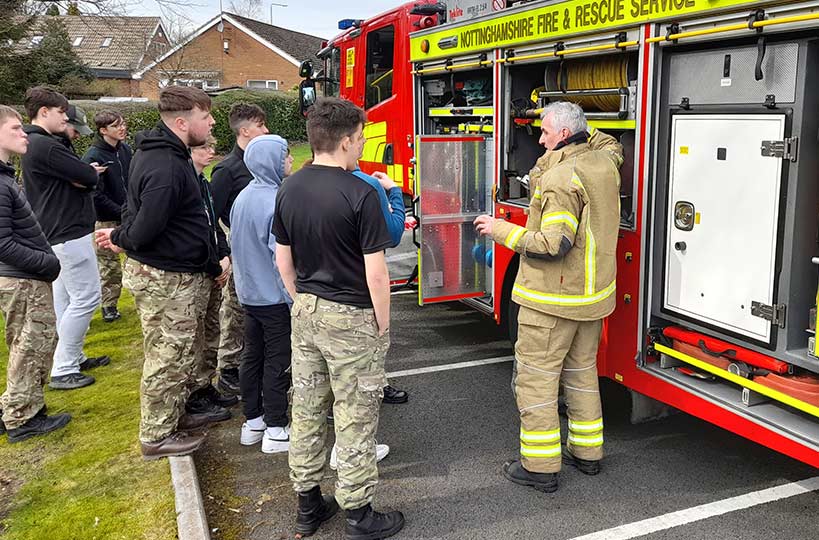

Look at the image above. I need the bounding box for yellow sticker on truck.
[410,0,765,60]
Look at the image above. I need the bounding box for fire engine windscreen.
[544,56,634,111]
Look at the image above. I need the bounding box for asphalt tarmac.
[197,292,819,540]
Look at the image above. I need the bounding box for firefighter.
[474,101,622,492]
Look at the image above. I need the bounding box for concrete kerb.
[169,455,211,540]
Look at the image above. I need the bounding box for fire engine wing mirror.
[299,60,314,79]
[299,79,317,117]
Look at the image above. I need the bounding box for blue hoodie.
[352,169,405,247]
[230,135,291,307]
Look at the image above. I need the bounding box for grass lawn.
[0,141,313,539]
[204,141,311,179]
[0,292,176,540]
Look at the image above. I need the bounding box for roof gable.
[19,16,166,73]
[134,12,325,79]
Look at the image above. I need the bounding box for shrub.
[64,89,305,157]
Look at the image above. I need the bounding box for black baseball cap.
[66,104,92,136]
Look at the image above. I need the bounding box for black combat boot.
[294,486,339,538]
[186,389,231,423]
[216,368,240,396]
[502,460,558,493]
[203,383,239,408]
[562,448,601,476]
[7,412,71,443]
[345,503,405,540]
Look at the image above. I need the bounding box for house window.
[101,37,112,47]
[246,80,279,90]
[72,36,84,47]
[30,36,43,47]
[171,79,220,90]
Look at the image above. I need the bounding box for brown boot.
[178,413,210,431]
[141,431,205,461]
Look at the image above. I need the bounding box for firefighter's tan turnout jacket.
[491,129,623,321]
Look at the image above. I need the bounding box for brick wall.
[138,21,301,100]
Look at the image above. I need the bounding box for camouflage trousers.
[217,275,244,371]
[0,277,57,430]
[190,276,223,392]
[123,258,205,443]
[95,221,122,308]
[515,307,604,473]
[289,293,389,510]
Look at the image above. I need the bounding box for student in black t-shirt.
[273,98,405,540]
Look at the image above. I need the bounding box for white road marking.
[387,355,513,378]
[568,476,819,540]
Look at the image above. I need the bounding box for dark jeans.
[239,303,292,427]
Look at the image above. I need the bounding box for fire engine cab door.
[664,114,786,344]
[416,135,492,305]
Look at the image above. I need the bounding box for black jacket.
[111,122,225,276]
[0,162,60,282]
[21,125,98,245]
[82,136,132,222]
[210,145,253,228]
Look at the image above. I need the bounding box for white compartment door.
[664,114,785,343]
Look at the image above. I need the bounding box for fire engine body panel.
[408,0,819,466]
[316,1,446,197]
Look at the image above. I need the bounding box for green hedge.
[64,89,306,157]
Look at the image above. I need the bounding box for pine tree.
[46,5,60,16]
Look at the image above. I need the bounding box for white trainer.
[240,422,266,446]
[330,442,390,470]
[261,426,290,454]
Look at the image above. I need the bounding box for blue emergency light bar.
[338,19,363,30]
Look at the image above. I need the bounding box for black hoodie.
[0,161,60,282]
[111,122,224,276]
[210,144,253,228]
[82,136,132,222]
[21,125,98,245]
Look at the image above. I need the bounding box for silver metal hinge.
[751,301,786,328]
[760,137,798,162]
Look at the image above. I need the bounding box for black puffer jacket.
[0,161,60,282]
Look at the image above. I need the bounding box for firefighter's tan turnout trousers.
[515,305,604,473]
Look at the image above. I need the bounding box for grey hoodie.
[230,135,291,306]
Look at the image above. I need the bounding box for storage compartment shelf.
[642,359,819,451]
[428,106,494,118]
[514,118,636,130]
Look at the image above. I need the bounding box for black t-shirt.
[272,164,392,308]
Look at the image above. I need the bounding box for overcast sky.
[130,0,404,39]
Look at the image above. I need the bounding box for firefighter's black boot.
[562,448,601,476]
[502,460,558,493]
[345,503,405,540]
[294,486,338,538]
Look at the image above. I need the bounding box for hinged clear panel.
[417,136,491,304]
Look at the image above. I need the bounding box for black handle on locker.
[383,144,394,165]
[674,241,687,251]
[697,339,737,359]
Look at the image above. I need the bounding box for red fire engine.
[301,0,819,468]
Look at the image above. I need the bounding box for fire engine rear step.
[644,344,819,451]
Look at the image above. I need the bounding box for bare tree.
[228,0,261,18]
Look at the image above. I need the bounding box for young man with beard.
[83,110,132,323]
[21,87,109,391]
[0,105,70,442]
[210,103,269,397]
[95,86,229,460]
